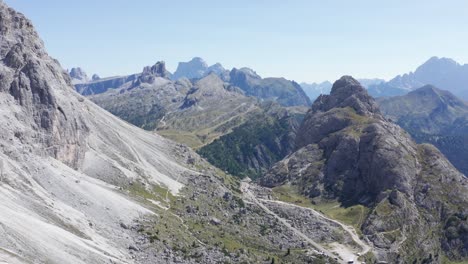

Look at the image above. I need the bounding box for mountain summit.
[69,67,89,84]
[311,76,380,115]
[262,76,468,262]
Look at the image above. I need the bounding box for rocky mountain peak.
[417,56,459,71]
[91,73,100,81]
[137,61,171,84]
[230,67,261,80]
[206,62,225,75]
[69,67,88,81]
[172,57,208,80]
[312,75,380,116]
[190,56,206,64]
[264,76,468,261]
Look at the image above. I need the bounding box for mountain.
[75,73,139,95]
[171,57,229,81]
[91,73,100,81]
[229,67,311,106]
[378,85,468,176]
[79,62,310,149]
[89,70,260,148]
[69,67,89,84]
[357,78,385,88]
[75,60,310,107]
[261,76,468,263]
[301,79,384,101]
[300,81,333,101]
[171,60,311,107]
[367,82,409,98]
[0,3,349,263]
[74,61,171,96]
[369,56,468,99]
[88,66,309,176]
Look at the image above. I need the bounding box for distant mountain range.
[72,57,310,107]
[378,85,468,176]
[369,56,468,99]
[301,79,384,100]
[302,56,468,101]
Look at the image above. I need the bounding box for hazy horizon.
[5,0,468,83]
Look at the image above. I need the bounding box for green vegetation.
[198,113,295,179]
[108,102,165,131]
[157,130,205,149]
[272,184,369,230]
[442,255,468,264]
[126,181,175,208]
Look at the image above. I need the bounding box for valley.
[0,1,467,263]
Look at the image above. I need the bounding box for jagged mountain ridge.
[369,56,468,99]
[378,85,468,176]
[74,59,311,107]
[261,76,468,263]
[171,57,229,81]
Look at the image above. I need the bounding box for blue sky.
[5,0,468,82]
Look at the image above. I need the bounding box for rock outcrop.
[136,61,171,84]
[261,76,468,263]
[75,61,171,95]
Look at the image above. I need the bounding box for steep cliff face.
[0,3,88,168]
[261,76,468,263]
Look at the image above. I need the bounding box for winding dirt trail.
[240,182,335,259]
[263,199,371,256]
[241,181,373,263]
